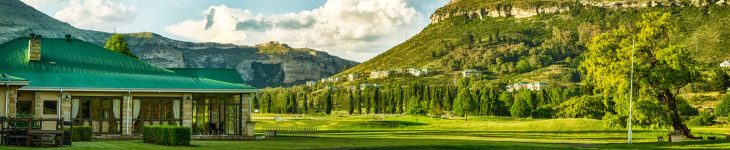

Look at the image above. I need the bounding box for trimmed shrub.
[143,126,191,146]
[70,126,92,141]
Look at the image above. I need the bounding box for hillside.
[0,0,358,88]
[340,0,730,82]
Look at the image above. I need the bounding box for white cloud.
[21,0,64,9]
[53,0,137,32]
[165,0,431,62]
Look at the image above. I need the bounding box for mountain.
[338,0,730,86]
[0,0,358,88]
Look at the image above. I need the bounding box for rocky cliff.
[430,0,730,24]
[0,0,358,88]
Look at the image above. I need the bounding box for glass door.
[192,94,242,135]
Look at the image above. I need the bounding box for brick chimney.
[28,34,41,61]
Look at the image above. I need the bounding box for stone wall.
[6,87,18,117]
[61,92,71,121]
[122,92,131,135]
[241,93,253,136]
[182,93,193,128]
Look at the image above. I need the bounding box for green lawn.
[2,115,729,149]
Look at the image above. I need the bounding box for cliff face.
[125,35,358,88]
[0,0,359,88]
[430,0,730,24]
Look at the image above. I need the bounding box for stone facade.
[33,92,42,118]
[241,93,253,136]
[182,93,193,128]
[8,88,17,117]
[61,92,71,121]
[122,92,131,135]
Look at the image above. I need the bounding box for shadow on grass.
[261,136,730,150]
[350,121,428,128]
[318,130,672,141]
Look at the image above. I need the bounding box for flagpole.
[628,38,635,144]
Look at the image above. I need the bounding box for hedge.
[70,126,92,141]
[143,126,191,146]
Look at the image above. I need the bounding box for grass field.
[2,114,730,149]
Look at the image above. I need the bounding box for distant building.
[359,83,380,90]
[407,68,431,77]
[370,70,394,79]
[320,77,342,83]
[306,81,317,87]
[348,74,359,81]
[506,82,548,92]
[462,69,481,78]
[721,60,730,68]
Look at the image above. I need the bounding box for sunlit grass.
[3,114,729,149]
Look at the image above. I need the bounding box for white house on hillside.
[370,70,394,79]
[306,81,317,87]
[462,69,481,78]
[721,60,730,68]
[407,68,431,77]
[348,74,359,81]
[506,82,548,92]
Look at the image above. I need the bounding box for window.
[17,101,33,114]
[43,101,58,114]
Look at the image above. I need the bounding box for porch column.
[34,92,42,118]
[182,93,193,128]
[7,88,17,117]
[122,92,132,135]
[61,92,71,121]
[241,93,253,136]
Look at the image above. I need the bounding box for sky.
[21,0,449,62]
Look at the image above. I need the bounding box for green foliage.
[143,126,191,146]
[555,95,605,119]
[601,113,627,128]
[687,111,716,126]
[581,12,699,134]
[104,33,138,59]
[407,96,427,116]
[453,88,476,116]
[325,90,333,115]
[677,98,699,117]
[510,91,533,118]
[714,95,730,116]
[71,126,92,141]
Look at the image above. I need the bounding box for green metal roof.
[0,73,26,81]
[167,68,245,84]
[0,38,256,92]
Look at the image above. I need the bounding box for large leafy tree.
[104,33,138,59]
[581,13,698,138]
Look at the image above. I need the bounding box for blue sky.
[23,0,449,62]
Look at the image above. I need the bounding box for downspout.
[58,89,63,119]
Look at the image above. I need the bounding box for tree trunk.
[659,89,696,139]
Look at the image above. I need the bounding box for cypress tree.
[303,94,309,114]
[325,90,333,115]
[348,90,355,114]
[374,87,380,114]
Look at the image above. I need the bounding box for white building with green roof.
[0,36,258,138]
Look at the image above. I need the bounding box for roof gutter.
[18,87,260,93]
[1,81,29,86]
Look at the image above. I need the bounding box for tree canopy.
[581,12,698,138]
[104,33,138,59]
